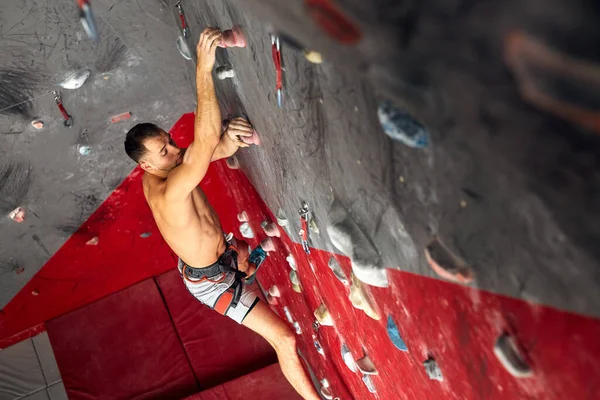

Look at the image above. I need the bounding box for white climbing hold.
[86,237,99,245]
[176,36,192,60]
[313,303,334,327]
[286,254,297,270]
[31,120,44,129]
[356,355,378,375]
[328,257,349,285]
[261,220,281,237]
[276,208,288,226]
[320,378,333,399]
[260,237,276,252]
[77,145,91,156]
[293,321,302,335]
[268,285,281,297]
[266,294,278,305]
[424,357,444,381]
[361,375,376,393]
[341,344,357,372]
[292,283,302,293]
[216,65,235,80]
[283,306,294,323]
[237,211,248,222]
[8,207,25,223]
[239,222,254,239]
[494,333,533,378]
[58,68,91,89]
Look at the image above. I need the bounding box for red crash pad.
[155,269,277,389]
[46,278,198,400]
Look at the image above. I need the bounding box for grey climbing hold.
[268,285,281,297]
[387,315,408,352]
[327,201,388,287]
[239,222,254,238]
[59,69,91,89]
[283,306,294,323]
[176,36,192,60]
[293,321,302,335]
[328,257,349,285]
[494,333,533,378]
[313,303,333,326]
[361,375,376,393]
[314,340,325,356]
[341,344,357,372]
[377,100,428,148]
[216,65,235,80]
[424,357,443,381]
[320,378,333,399]
[140,232,152,238]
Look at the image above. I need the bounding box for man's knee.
[272,326,297,351]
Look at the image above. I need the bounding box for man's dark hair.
[124,123,162,163]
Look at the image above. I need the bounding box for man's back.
[142,172,225,267]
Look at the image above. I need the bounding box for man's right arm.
[164,28,223,201]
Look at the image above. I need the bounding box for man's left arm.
[211,117,254,161]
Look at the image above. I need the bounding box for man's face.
[139,131,184,174]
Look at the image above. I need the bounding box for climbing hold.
[356,355,378,375]
[260,237,275,252]
[283,306,294,323]
[31,120,44,129]
[377,100,428,148]
[361,375,376,393]
[312,321,320,332]
[226,155,240,169]
[58,68,91,89]
[349,273,380,320]
[8,207,25,223]
[237,211,249,222]
[320,379,333,399]
[219,26,246,48]
[13,266,25,275]
[305,0,362,45]
[239,222,254,239]
[276,209,288,226]
[292,283,302,293]
[86,237,99,245]
[286,254,297,270]
[240,129,261,146]
[328,257,349,285]
[314,340,325,356]
[266,294,278,305]
[110,111,132,123]
[423,357,444,381]
[268,285,281,297]
[31,290,39,296]
[387,315,408,352]
[313,303,334,326]
[176,36,192,60]
[77,144,91,156]
[304,50,323,64]
[327,201,388,287]
[140,232,152,238]
[308,218,319,235]
[290,270,300,286]
[494,333,533,378]
[261,221,281,237]
[425,237,473,284]
[341,344,357,372]
[293,322,302,335]
[216,65,235,80]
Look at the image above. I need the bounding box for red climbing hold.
[305,0,362,45]
[219,26,246,48]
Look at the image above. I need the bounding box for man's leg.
[242,301,320,400]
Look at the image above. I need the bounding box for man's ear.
[139,161,153,172]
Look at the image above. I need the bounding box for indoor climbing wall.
[1,0,600,399]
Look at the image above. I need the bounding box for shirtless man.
[123,28,319,400]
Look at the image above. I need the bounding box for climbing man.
[123,28,319,400]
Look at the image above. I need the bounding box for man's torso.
[142,173,226,267]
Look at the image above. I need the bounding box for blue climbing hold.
[245,245,267,284]
[387,315,408,352]
[377,100,428,148]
